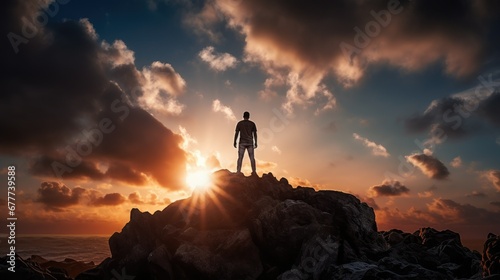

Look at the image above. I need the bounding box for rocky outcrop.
[482,233,500,277]
[0,254,95,280]
[74,170,498,279]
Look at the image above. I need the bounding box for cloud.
[185,0,500,112]
[128,192,167,205]
[465,191,487,198]
[369,180,409,197]
[353,133,390,157]
[405,89,500,148]
[496,137,500,146]
[256,160,278,171]
[450,156,462,168]
[205,154,221,169]
[407,153,450,180]
[281,72,336,115]
[271,146,282,155]
[490,201,500,208]
[0,4,187,189]
[35,182,133,210]
[36,182,86,211]
[358,196,380,210]
[140,61,186,115]
[199,46,238,71]
[91,193,127,206]
[376,198,500,238]
[486,170,500,191]
[128,192,143,204]
[288,177,324,190]
[212,99,237,121]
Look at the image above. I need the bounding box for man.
[234,111,257,174]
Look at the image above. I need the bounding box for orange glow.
[185,169,212,191]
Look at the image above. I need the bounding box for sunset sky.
[1,0,500,241]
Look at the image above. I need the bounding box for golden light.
[185,169,212,191]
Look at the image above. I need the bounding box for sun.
[186,169,212,191]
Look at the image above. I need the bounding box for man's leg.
[247,145,256,173]
[236,144,245,173]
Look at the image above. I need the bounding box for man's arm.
[233,131,239,148]
[253,130,258,149]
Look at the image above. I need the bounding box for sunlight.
[186,169,212,191]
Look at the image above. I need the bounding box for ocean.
[0,234,111,264]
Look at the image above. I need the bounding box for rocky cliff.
[74,170,499,279]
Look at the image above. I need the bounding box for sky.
[1,0,500,241]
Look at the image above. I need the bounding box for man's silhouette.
[234,111,257,174]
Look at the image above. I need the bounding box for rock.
[482,233,500,277]
[0,254,94,280]
[69,170,491,279]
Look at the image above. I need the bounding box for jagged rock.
[0,254,93,280]
[53,170,495,279]
[482,233,500,277]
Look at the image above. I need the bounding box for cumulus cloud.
[36,182,129,209]
[91,193,126,206]
[0,2,187,189]
[369,180,409,197]
[486,170,500,191]
[199,46,238,71]
[36,182,86,211]
[212,99,236,121]
[407,153,450,180]
[450,156,462,168]
[140,61,186,115]
[353,133,390,157]
[405,89,500,149]
[184,0,500,112]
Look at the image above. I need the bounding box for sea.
[0,234,111,264]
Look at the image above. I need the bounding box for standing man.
[234,111,257,174]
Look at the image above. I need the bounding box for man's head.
[243,111,250,119]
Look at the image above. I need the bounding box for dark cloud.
[369,180,409,197]
[0,1,186,189]
[184,0,500,111]
[36,182,86,211]
[405,91,500,142]
[91,193,126,206]
[490,201,500,208]
[35,182,131,209]
[407,153,450,180]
